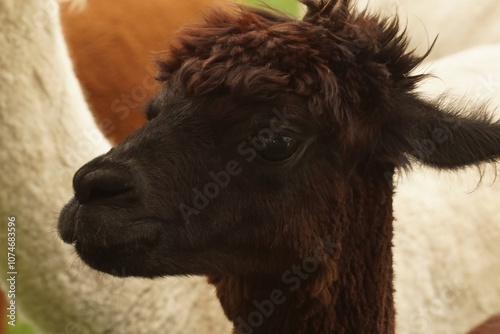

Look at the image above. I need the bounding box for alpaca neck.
[210,171,395,334]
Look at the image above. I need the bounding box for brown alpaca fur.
[60,0,230,144]
[58,1,500,333]
[468,314,500,334]
[208,167,395,333]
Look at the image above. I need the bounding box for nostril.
[74,169,135,203]
[87,182,133,202]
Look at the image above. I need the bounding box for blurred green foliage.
[6,322,36,334]
[244,0,301,17]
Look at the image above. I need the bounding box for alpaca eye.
[144,101,159,121]
[256,132,299,162]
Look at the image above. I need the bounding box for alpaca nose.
[73,164,136,203]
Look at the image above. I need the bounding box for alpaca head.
[59,0,500,279]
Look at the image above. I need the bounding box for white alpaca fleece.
[0,0,230,333]
[394,45,500,334]
[357,0,500,61]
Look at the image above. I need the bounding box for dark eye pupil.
[257,133,298,162]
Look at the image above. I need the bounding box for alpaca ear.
[383,94,500,170]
